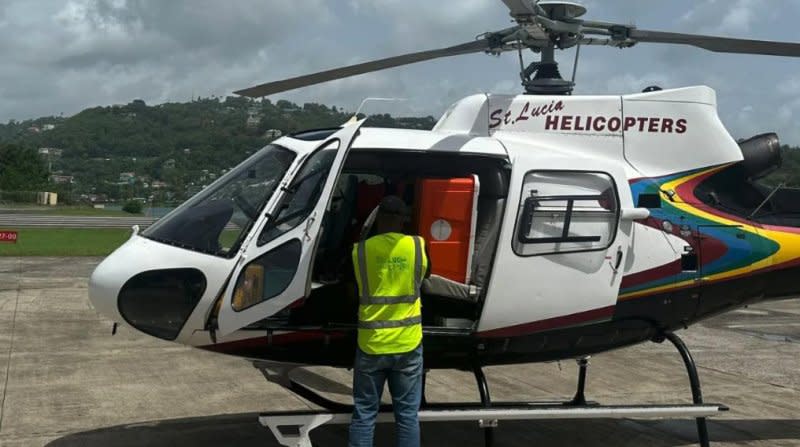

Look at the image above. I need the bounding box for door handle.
[610,246,623,273]
[303,212,317,242]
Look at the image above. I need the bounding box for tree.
[0,144,48,191]
[122,200,143,214]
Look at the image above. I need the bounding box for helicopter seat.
[471,189,506,288]
[419,170,506,304]
[420,198,505,303]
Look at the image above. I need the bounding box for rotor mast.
[516,1,586,95]
[521,42,574,95]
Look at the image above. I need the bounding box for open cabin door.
[477,152,645,337]
[217,120,365,336]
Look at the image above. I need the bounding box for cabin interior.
[253,149,511,331]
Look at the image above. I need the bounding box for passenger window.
[232,239,302,311]
[514,171,619,256]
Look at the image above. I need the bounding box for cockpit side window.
[142,145,296,257]
[258,141,339,245]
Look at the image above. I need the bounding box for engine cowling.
[738,133,782,180]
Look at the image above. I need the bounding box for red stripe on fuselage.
[477,305,615,338]
[621,259,682,289]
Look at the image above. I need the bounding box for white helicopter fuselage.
[89,86,800,367]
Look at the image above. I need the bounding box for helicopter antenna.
[344,97,408,125]
[749,182,785,220]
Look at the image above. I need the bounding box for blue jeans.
[349,344,423,447]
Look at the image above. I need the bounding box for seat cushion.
[421,274,476,302]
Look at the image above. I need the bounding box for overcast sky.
[4,0,800,143]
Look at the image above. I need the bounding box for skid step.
[259,403,727,447]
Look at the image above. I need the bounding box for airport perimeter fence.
[0,190,79,206]
[0,190,39,205]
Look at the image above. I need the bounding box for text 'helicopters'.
[86,1,800,444]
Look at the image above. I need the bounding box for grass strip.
[0,228,131,256]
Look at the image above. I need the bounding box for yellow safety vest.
[352,232,428,355]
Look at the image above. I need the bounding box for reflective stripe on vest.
[359,315,422,329]
[353,233,427,355]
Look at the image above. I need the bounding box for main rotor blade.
[235,39,492,97]
[629,29,800,57]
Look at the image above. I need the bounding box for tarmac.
[1,257,800,446]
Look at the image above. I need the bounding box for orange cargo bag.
[415,175,479,283]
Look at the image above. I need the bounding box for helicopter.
[87,1,800,446]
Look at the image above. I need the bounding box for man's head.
[375,195,409,234]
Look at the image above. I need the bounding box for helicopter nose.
[88,249,127,323]
[88,233,216,341]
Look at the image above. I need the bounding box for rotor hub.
[537,1,587,21]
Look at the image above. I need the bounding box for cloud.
[0,0,799,145]
[679,0,754,34]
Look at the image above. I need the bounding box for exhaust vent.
[738,133,781,180]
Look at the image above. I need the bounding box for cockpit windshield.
[142,145,296,257]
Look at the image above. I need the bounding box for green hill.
[0,97,435,203]
[0,96,798,203]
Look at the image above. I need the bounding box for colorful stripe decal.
[620,163,800,301]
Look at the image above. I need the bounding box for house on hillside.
[38,147,63,157]
[264,129,282,139]
[246,115,261,128]
[50,174,74,184]
[119,172,136,185]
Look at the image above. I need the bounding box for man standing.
[349,195,428,447]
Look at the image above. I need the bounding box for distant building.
[119,172,136,184]
[264,129,282,139]
[246,114,261,128]
[38,147,63,157]
[42,124,55,131]
[50,174,74,184]
[246,105,263,128]
[82,193,109,204]
[163,159,176,169]
[151,181,169,189]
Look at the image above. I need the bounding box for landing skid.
[254,332,726,447]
